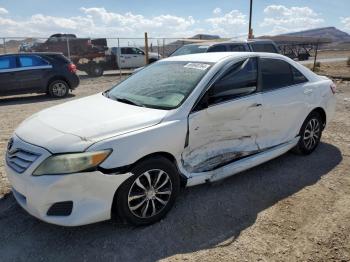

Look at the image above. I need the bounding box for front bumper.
[6,135,132,226]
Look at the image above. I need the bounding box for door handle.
[304,88,313,94]
[250,103,262,107]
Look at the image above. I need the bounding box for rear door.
[16,55,52,92]
[257,57,310,148]
[0,55,19,95]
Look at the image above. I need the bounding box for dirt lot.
[0,74,350,261]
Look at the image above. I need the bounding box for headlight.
[33,150,112,176]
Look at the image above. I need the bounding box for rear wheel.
[294,112,323,155]
[48,80,69,98]
[87,63,104,77]
[115,157,180,226]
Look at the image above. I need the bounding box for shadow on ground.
[0,143,342,262]
[0,93,75,106]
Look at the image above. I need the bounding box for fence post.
[3,38,6,54]
[312,41,319,72]
[162,38,165,57]
[144,32,149,65]
[117,38,122,79]
[66,37,71,60]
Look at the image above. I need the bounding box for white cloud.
[341,17,350,32]
[213,8,222,15]
[0,7,8,15]
[260,5,324,34]
[0,7,249,38]
[206,10,247,37]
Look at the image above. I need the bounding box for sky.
[0,0,349,38]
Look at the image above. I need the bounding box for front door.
[182,57,263,174]
[0,55,19,95]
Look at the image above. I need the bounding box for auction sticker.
[184,63,210,70]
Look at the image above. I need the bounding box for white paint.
[7,52,336,226]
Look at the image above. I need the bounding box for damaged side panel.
[182,94,263,175]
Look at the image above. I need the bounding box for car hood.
[15,93,168,153]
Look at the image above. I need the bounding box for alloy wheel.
[303,118,321,150]
[127,169,172,218]
[52,82,67,97]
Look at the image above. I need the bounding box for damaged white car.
[6,52,336,226]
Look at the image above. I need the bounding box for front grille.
[6,148,40,173]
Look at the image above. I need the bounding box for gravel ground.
[0,75,349,262]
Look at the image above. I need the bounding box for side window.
[121,48,128,54]
[0,56,16,69]
[260,58,294,91]
[19,56,48,67]
[291,66,308,84]
[208,57,258,105]
[133,48,144,55]
[228,44,246,52]
[250,43,278,53]
[207,45,227,52]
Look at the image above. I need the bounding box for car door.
[257,57,310,149]
[131,48,146,67]
[119,48,135,68]
[0,55,19,95]
[16,55,52,92]
[182,57,263,174]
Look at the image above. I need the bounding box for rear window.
[250,43,278,53]
[19,55,49,67]
[260,58,294,91]
[170,45,209,56]
[228,44,246,51]
[0,56,16,69]
[207,45,227,52]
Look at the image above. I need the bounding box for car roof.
[0,52,64,57]
[181,39,276,47]
[164,52,284,63]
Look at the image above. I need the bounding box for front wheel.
[294,112,323,155]
[115,157,180,226]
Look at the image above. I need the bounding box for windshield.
[107,61,212,109]
[171,45,209,56]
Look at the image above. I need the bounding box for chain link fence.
[0,35,220,76]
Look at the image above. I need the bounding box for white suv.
[6,52,336,226]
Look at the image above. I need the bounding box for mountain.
[282,27,350,43]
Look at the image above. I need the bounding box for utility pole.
[248,0,253,39]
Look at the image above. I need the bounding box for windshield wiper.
[112,96,145,107]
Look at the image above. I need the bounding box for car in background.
[110,47,161,67]
[170,39,280,56]
[0,52,79,98]
[6,52,336,226]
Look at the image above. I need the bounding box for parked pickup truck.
[75,47,161,77]
[29,34,107,56]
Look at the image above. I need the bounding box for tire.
[88,63,104,77]
[48,80,69,98]
[116,156,180,226]
[294,111,323,155]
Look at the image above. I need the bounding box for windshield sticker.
[184,63,210,70]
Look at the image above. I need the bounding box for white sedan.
[6,52,336,226]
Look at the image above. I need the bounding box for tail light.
[330,83,336,94]
[67,63,77,73]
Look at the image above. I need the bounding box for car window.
[0,56,16,70]
[291,66,308,84]
[170,45,209,56]
[121,48,133,55]
[228,44,246,51]
[207,45,227,52]
[108,61,212,109]
[260,58,294,91]
[19,56,49,67]
[133,48,144,55]
[207,57,258,105]
[250,43,278,53]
